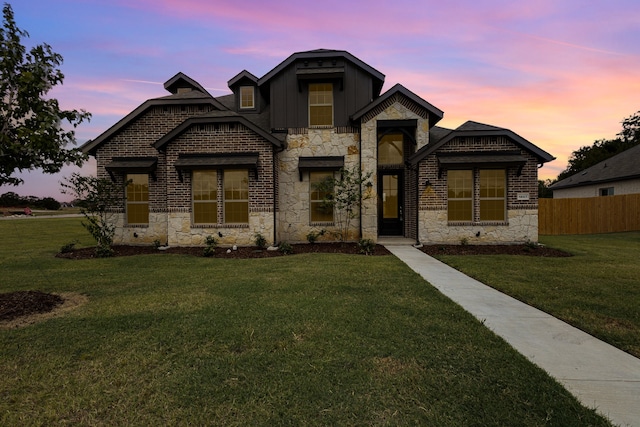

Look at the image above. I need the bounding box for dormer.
[164,72,211,96]
[228,70,259,113]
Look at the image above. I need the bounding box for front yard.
[0,218,611,425]
[435,231,640,358]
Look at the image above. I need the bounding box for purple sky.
[2,0,639,201]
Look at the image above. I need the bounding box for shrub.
[203,235,218,257]
[254,233,267,249]
[60,240,78,254]
[61,173,121,258]
[358,238,375,255]
[278,242,293,255]
[152,239,162,250]
[306,229,325,244]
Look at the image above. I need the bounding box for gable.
[81,73,227,156]
[154,112,284,152]
[352,84,443,127]
[409,121,554,166]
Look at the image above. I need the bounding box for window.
[239,86,254,109]
[126,174,149,224]
[447,170,473,221]
[599,187,614,196]
[479,170,506,221]
[309,83,333,127]
[224,170,249,224]
[310,171,334,222]
[378,133,404,165]
[193,170,218,224]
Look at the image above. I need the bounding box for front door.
[378,171,403,236]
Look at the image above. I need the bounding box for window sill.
[310,221,334,226]
[447,221,509,226]
[192,223,249,229]
[125,224,149,228]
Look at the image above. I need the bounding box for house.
[550,144,640,198]
[81,49,554,247]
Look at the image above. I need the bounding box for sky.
[2,0,639,201]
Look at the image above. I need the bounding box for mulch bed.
[0,291,64,322]
[420,244,572,257]
[56,242,392,260]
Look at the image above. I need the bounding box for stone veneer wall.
[277,128,361,242]
[419,209,539,244]
[359,99,430,242]
[417,136,540,244]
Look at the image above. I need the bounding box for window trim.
[447,170,473,222]
[308,82,333,128]
[599,187,614,196]
[223,169,249,224]
[239,86,255,110]
[309,170,335,224]
[125,173,149,225]
[447,168,508,224]
[192,170,219,225]
[479,169,506,222]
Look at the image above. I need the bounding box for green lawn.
[0,219,611,426]
[433,232,640,358]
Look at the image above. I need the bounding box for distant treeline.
[0,192,62,210]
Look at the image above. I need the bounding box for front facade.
[82,49,554,247]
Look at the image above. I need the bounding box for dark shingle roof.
[550,144,640,190]
[351,83,443,126]
[409,120,555,165]
[258,49,385,96]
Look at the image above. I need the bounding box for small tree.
[0,3,90,186]
[61,173,122,257]
[314,166,373,242]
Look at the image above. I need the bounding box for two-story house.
[81,49,554,247]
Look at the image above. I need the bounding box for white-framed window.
[599,187,614,196]
[126,173,149,225]
[309,83,333,127]
[239,86,255,109]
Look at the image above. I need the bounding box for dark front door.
[378,170,403,236]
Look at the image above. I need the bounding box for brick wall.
[417,136,540,244]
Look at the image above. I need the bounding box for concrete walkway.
[385,244,640,427]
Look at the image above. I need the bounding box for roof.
[164,72,211,96]
[153,112,284,151]
[227,70,258,88]
[351,83,443,126]
[550,143,640,190]
[409,121,555,165]
[258,49,385,96]
[81,73,227,156]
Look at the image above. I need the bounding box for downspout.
[274,141,286,245]
[359,126,363,240]
[415,163,420,245]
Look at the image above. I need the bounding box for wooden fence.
[539,194,640,235]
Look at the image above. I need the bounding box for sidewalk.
[385,244,640,427]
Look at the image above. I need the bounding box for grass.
[433,232,640,358]
[0,218,612,426]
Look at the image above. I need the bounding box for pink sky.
[2,0,639,201]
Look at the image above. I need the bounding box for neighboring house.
[550,144,640,198]
[81,49,554,247]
